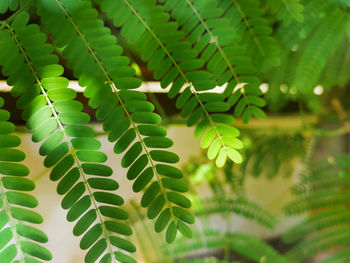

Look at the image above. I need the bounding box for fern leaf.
[267,0,304,25]
[0,11,136,262]
[35,0,195,242]
[220,0,280,71]
[228,232,287,263]
[0,96,52,262]
[293,8,346,93]
[286,226,350,263]
[196,197,277,229]
[98,0,244,167]
[159,0,266,123]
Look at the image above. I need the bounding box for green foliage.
[283,155,350,263]
[1,0,350,262]
[0,97,52,262]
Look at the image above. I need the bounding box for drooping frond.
[195,197,278,229]
[283,155,350,263]
[219,0,280,71]
[160,0,266,123]
[99,0,245,167]
[167,229,286,263]
[0,96,52,262]
[292,8,346,94]
[36,0,194,243]
[0,11,136,262]
[266,0,304,25]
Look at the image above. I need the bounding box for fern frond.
[162,0,266,124]
[283,207,350,243]
[36,0,194,243]
[168,230,286,263]
[284,154,350,263]
[196,197,277,229]
[286,226,350,263]
[321,37,350,90]
[0,96,52,262]
[266,0,304,25]
[293,8,346,93]
[228,232,287,263]
[0,11,136,262]
[284,188,349,215]
[220,0,280,71]
[98,0,244,167]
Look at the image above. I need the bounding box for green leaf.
[132,112,161,124]
[99,206,128,220]
[10,207,43,224]
[127,154,148,180]
[0,163,29,177]
[177,220,192,238]
[154,208,171,233]
[16,224,48,243]
[167,192,191,208]
[44,142,69,168]
[67,195,91,222]
[105,221,132,236]
[110,236,136,253]
[0,121,15,135]
[162,178,188,193]
[144,136,173,148]
[2,177,35,191]
[71,138,101,150]
[0,244,17,263]
[166,221,177,243]
[59,112,90,124]
[57,167,80,195]
[150,150,179,163]
[133,167,154,192]
[172,207,195,224]
[80,224,102,250]
[141,182,160,207]
[65,125,95,137]
[50,154,74,181]
[6,191,38,208]
[73,209,97,236]
[0,228,12,250]
[155,164,183,179]
[39,130,63,156]
[200,128,216,148]
[61,182,85,209]
[0,148,25,162]
[76,150,107,163]
[114,129,136,154]
[81,163,113,177]
[137,125,167,136]
[0,135,21,147]
[114,251,137,263]
[226,148,243,164]
[93,192,124,206]
[87,178,119,190]
[121,142,142,168]
[85,238,107,263]
[215,147,227,167]
[147,195,165,219]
